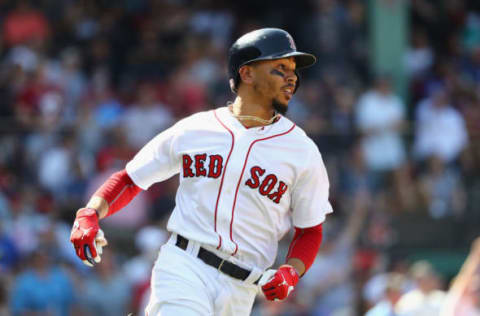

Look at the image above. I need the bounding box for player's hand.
[70,208,108,267]
[259,265,299,301]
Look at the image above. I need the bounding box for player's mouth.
[282,86,294,99]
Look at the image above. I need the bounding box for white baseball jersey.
[126,106,333,270]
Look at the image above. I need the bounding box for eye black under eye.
[270,69,285,77]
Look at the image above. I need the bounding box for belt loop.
[188,238,200,257]
[245,266,264,285]
[170,233,178,246]
[217,259,226,271]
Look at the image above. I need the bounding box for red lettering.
[245,166,265,189]
[194,154,207,177]
[245,166,288,203]
[259,174,277,195]
[208,155,223,178]
[268,181,288,204]
[182,155,194,177]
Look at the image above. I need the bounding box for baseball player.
[70,28,333,316]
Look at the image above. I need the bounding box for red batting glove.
[70,208,100,267]
[260,265,299,301]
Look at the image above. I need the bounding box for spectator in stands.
[384,162,424,214]
[121,83,173,149]
[80,248,130,316]
[339,142,377,198]
[418,155,466,218]
[37,130,77,195]
[363,259,413,310]
[9,249,75,316]
[365,273,407,316]
[46,47,88,123]
[413,86,468,163]
[355,75,407,181]
[3,0,50,47]
[330,85,357,155]
[395,260,446,316]
[0,230,19,273]
[404,28,434,79]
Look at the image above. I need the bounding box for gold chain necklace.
[228,104,279,125]
[233,114,279,125]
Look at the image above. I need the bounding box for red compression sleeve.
[286,223,323,274]
[93,169,142,217]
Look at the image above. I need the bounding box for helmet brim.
[241,51,316,70]
[278,51,317,69]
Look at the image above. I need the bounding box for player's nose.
[286,72,297,85]
[284,74,297,91]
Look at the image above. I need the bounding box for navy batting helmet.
[228,28,316,93]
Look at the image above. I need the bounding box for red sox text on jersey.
[182,154,288,204]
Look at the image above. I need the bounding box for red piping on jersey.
[229,122,296,256]
[213,110,235,249]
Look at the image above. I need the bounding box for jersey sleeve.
[290,145,333,228]
[125,122,182,190]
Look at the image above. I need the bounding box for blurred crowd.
[1,0,480,315]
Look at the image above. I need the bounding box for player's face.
[251,58,297,114]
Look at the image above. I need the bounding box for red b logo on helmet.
[286,34,296,50]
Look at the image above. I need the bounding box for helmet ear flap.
[229,77,237,93]
[230,73,240,93]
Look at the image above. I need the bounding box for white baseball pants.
[145,235,260,316]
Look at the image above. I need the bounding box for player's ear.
[238,65,255,86]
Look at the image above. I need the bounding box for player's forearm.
[286,223,323,277]
[85,196,109,219]
[286,258,305,276]
[86,169,142,219]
